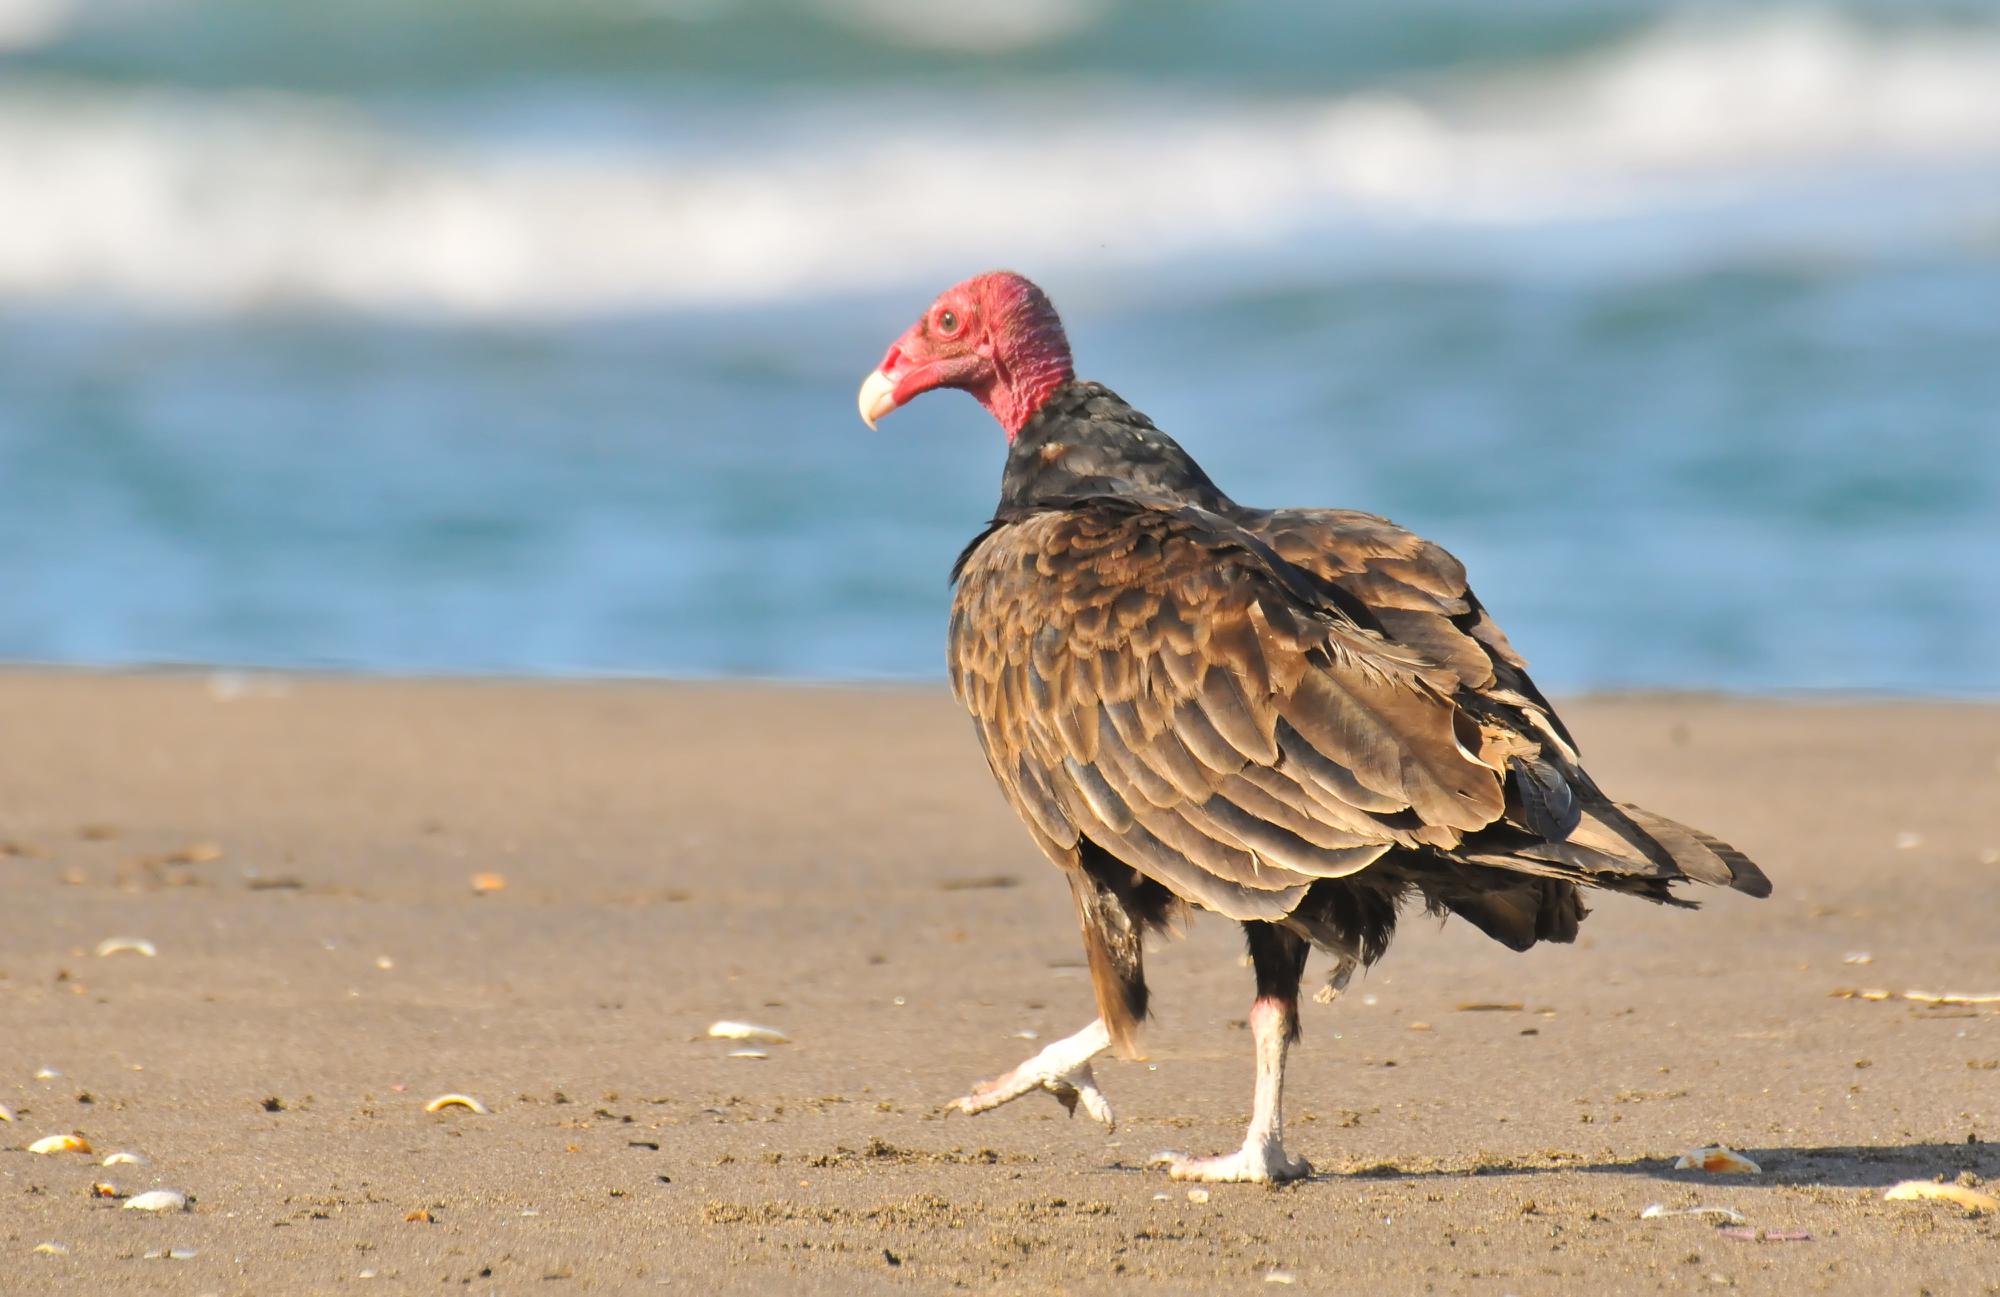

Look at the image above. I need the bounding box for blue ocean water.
[1,0,1996,693]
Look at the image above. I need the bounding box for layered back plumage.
[949,378,1769,1054]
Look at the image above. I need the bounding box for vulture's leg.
[1160,923,1312,1183]
[946,1018,1115,1127]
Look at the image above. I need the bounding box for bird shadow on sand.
[1303,1140,1997,1190]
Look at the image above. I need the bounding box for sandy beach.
[1,673,1995,1294]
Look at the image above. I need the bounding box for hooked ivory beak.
[857,368,898,430]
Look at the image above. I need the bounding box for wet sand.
[1,673,1995,1294]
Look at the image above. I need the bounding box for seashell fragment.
[728,1049,768,1060]
[707,1020,788,1044]
[469,872,507,894]
[1673,1146,1761,1174]
[94,937,157,958]
[1883,1180,1999,1212]
[1902,990,2000,1006]
[122,1189,188,1213]
[33,1242,68,1255]
[1642,1203,1747,1223]
[28,1134,91,1155]
[0,1102,13,1122]
[1186,1188,1211,1203]
[33,1067,60,1079]
[91,1182,124,1199]
[101,1151,146,1166]
[1264,1271,1297,1285]
[1717,1227,1810,1242]
[424,1093,489,1114]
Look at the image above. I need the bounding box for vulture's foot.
[946,1019,1114,1129]
[1156,1141,1313,1184]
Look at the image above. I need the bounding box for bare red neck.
[970,273,1075,440]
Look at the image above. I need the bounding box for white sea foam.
[813,0,1109,52]
[2,10,1997,315]
[0,0,82,49]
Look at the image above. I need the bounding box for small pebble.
[1186,1188,1210,1203]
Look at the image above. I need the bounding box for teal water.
[2,1,1997,692]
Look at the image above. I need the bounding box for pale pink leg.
[948,1019,1115,1128]
[1156,997,1311,1182]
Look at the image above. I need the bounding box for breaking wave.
[3,9,1998,315]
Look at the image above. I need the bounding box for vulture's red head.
[858,271,1075,440]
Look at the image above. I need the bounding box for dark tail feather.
[1615,803,1772,898]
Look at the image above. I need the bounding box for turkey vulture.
[858,271,1770,1183]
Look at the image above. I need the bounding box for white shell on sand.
[1640,1203,1746,1223]
[1883,1180,1999,1212]
[1672,1146,1761,1174]
[707,1021,788,1044]
[123,1189,189,1213]
[94,936,157,958]
[27,1134,91,1155]
[423,1093,489,1114]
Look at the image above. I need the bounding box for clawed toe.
[948,1060,1115,1128]
[1153,1146,1312,1184]
[945,1020,1116,1128]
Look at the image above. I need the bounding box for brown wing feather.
[1236,506,1767,899]
[950,498,1507,924]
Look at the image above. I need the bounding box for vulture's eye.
[937,309,959,335]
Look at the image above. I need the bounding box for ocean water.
[1,0,1996,693]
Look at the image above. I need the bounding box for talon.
[1162,1145,1313,1183]
[946,1021,1116,1130]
